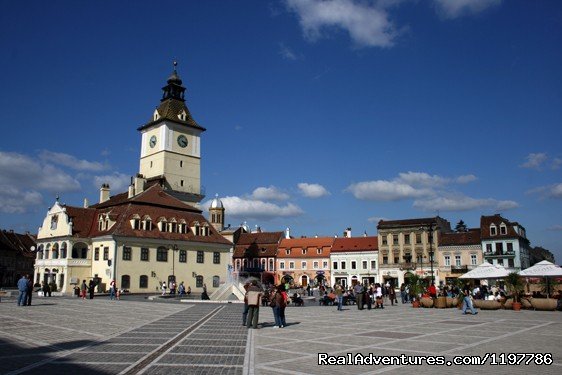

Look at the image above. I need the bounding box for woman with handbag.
[271,285,287,328]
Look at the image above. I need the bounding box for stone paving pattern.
[0,296,560,374]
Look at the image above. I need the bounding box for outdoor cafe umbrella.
[519,260,562,297]
[459,262,509,279]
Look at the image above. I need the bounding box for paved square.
[0,297,560,374]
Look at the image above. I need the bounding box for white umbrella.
[519,260,562,277]
[459,262,509,279]
[519,260,562,298]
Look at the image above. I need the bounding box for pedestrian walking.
[354,283,364,310]
[462,283,478,315]
[17,275,28,306]
[389,284,397,306]
[161,281,167,296]
[334,283,344,311]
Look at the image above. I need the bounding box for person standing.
[161,281,167,296]
[272,285,287,328]
[388,284,397,306]
[428,283,437,300]
[17,275,28,306]
[334,283,344,311]
[80,280,87,299]
[354,283,364,310]
[109,279,116,300]
[25,275,33,306]
[88,279,95,299]
[245,280,263,329]
[242,283,250,326]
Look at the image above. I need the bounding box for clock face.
[149,135,157,148]
[177,135,188,148]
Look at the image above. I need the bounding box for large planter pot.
[512,302,522,311]
[479,300,501,310]
[521,298,532,309]
[530,298,557,311]
[420,297,434,308]
[434,296,447,308]
[472,299,483,309]
[503,298,513,309]
[446,297,456,308]
[412,300,421,308]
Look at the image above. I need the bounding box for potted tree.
[408,274,423,308]
[505,272,524,311]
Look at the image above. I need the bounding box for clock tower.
[138,63,206,203]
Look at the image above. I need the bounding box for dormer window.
[142,216,153,231]
[285,249,290,255]
[302,248,307,255]
[130,214,141,230]
[490,224,497,236]
[178,110,187,121]
[192,221,201,236]
[500,223,507,235]
[201,223,210,236]
[179,219,187,234]
[169,218,177,233]
[153,109,160,121]
[317,248,322,254]
[158,218,168,232]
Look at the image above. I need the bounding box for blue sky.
[1,1,561,262]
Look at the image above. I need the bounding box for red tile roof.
[233,232,284,258]
[439,229,481,246]
[331,236,379,252]
[480,214,524,240]
[277,237,334,258]
[236,232,284,246]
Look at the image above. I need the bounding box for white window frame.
[455,255,461,267]
[444,255,451,267]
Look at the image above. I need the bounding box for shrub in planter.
[420,297,434,308]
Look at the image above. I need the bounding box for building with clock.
[33,65,233,295]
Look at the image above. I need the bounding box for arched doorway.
[301,275,308,287]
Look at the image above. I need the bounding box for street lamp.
[420,222,437,285]
[171,244,179,284]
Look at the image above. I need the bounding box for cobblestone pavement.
[1,297,561,374]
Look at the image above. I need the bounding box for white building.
[330,235,379,288]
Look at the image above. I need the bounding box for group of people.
[79,279,97,299]
[16,274,33,306]
[160,281,194,297]
[243,280,288,329]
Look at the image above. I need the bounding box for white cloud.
[0,151,80,193]
[413,195,519,212]
[39,150,108,171]
[251,186,290,201]
[551,158,562,170]
[547,225,562,232]
[279,43,300,60]
[433,0,501,19]
[397,171,448,187]
[285,0,398,48]
[0,186,43,214]
[346,180,432,201]
[520,152,548,170]
[456,174,477,184]
[298,182,330,198]
[93,173,130,192]
[528,183,562,200]
[205,196,304,220]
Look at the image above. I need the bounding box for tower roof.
[210,194,224,209]
[138,62,206,132]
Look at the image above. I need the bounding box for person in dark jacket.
[88,279,95,299]
[25,276,33,306]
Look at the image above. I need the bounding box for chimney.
[99,183,110,203]
[134,174,146,195]
[128,184,135,198]
[285,227,291,239]
[83,198,89,208]
[344,227,352,238]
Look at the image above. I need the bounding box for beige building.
[33,65,233,295]
[276,237,334,287]
[377,217,451,287]
[438,228,482,284]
